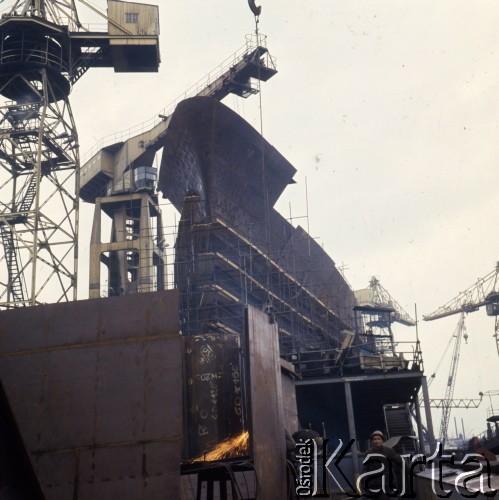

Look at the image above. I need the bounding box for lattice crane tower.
[0,0,159,308]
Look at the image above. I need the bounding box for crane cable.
[248,0,272,304]
[469,318,484,394]
[429,326,458,385]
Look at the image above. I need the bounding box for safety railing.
[82,34,275,163]
[0,35,68,73]
[282,337,423,379]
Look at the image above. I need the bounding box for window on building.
[125,12,139,23]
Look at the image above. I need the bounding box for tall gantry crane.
[424,322,483,413]
[437,313,467,447]
[0,0,160,308]
[80,35,277,298]
[423,262,499,356]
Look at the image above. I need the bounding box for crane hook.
[248,0,262,17]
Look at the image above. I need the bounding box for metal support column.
[421,376,436,451]
[88,193,166,298]
[344,381,360,477]
[414,395,425,454]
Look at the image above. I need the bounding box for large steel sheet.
[246,306,286,498]
[183,333,244,460]
[0,290,182,500]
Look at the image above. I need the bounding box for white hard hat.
[370,430,384,440]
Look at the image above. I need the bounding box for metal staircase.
[70,47,105,85]
[0,223,25,302]
[384,403,414,438]
[17,175,37,213]
[384,403,418,454]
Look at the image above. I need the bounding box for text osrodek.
[295,439,497,498]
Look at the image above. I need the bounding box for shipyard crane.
[0,0,160,308]
[80,34,277,298]
[423,262,499,357]
[437,313,467,447]
[354,276,415,355]
[424,326,483,411]
[414,315,483,450]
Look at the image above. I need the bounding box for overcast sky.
[4,0,498,441]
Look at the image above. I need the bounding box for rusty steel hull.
[160,98,358,382]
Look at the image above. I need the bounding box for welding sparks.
[192,430,250,462]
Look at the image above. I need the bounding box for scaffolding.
[85,93,423,381]
[91,191,423,381]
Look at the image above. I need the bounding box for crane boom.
[429,396,482,409]
[423,263,499,321]
[423,263,499,357]
[355,276,416,326]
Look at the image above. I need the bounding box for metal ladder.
[0,223,25,302]
[18,175,37,213]
[70,47,104,85]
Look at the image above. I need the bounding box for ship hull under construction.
[0,97,432,498]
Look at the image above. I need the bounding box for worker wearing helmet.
[468,436,496,462]
[359,430,404,499]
